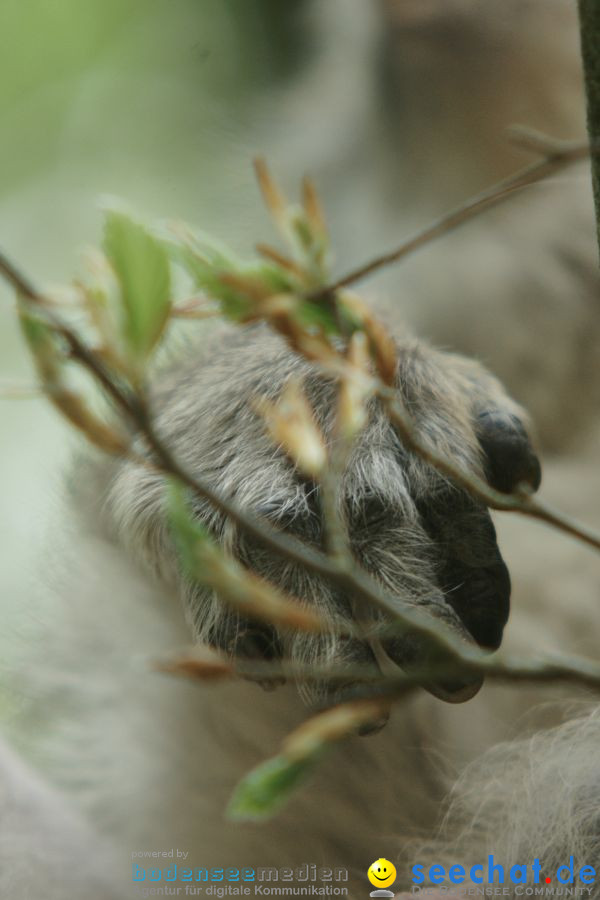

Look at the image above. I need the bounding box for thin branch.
[4,144,599,820]
[0,247,490,669]
[141,411,486,665]
[158,646,600,698]
[0,250,141,418]
[578,0,600,259]
[380,389,600,552]
[0,244,598,690]
[170,295,220,319]
[314,138,590,297]
[319,428,353,564]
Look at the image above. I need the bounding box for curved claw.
[476,410,542,494]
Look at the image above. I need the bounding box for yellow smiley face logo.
[368,858,397,889]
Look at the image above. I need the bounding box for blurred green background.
[0,0,312,661]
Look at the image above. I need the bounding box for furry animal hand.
[106,323,541,709]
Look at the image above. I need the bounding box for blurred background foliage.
[0,0,311,258]
[0,0,313,686]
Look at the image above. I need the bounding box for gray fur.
[107,322,530,706]
[412,705,600,897]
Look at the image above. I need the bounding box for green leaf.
[174,245,253,320]
[295,298,339,335]
[166,479,212,579]
[172,242,296,321]
[18,307,61,383]
[287,210,331,283]
[290,213,314,253]
[227,752,323,822]
[103,210,171,362]
[19,309,52,347]
[334,296,365,336]
[249,261,295,294]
